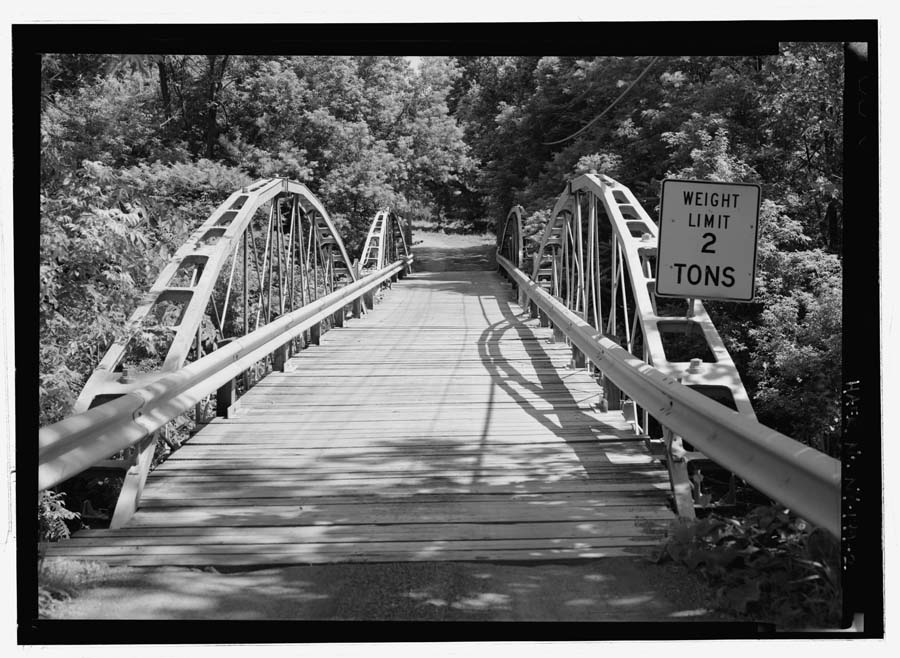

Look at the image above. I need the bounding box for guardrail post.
[529,300,539,319]
[310,321,321,345]
[333,306,345,328]
[216,377,238,418]
[550,321,565,343]
[550,296,566,342]
[273,342,291,372]
[570,311,586,368]
[538,308,550,328]
[596,334,623,409]
[108,433,158,529]
[664,428,696,521]
[352,296,363,318]
[363,289,375,311]
[571,344,586,369]
[600,373,622,410]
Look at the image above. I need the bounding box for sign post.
[655,179,761,302]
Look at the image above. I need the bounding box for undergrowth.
[655,504,841,629]
[37,558,116,618]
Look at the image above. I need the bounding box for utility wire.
[543,56,659,146]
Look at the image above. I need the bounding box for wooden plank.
[44,536,663,557]
[116,503,674,528]
[138,485,665,503]
[148,456,662,472]
[43,545,655,566]
[137,482,670,501]
[70,518,669,542]
[156,439,650,455]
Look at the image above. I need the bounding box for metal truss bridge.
[39,174,840,567]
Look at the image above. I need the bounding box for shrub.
[656,504,841,628]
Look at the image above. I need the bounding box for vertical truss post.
[312,224,320,302]
[619,241,632,352]
[242,227,250,391]
[266,203,275,324]
[608,231,618,336]
[351,262,363,318]
[297,208,310,345]
[328,251,336,295]
[589,194,602,332]
[275,200,285,317]
[575,195,586,315]
[288,197,297,316]
[194,331,205,423]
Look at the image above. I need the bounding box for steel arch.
[522,172,760,516]
[359,209,411,272]
[497,205,525,270]
[74,178,357,413]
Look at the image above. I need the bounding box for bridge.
[38,174,841,569]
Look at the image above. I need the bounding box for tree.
[448,47,843,454]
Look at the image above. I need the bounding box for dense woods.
[40,48,842,482]
[446,48,843,454]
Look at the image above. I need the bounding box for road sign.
[655,179,761,301]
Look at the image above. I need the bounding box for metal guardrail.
[39,256,412,492]
[498,253,841,537]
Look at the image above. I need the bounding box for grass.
[411,220,495,250]
[37,557,117,618]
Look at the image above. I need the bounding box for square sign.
[655,179,761,302]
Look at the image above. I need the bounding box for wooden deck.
[46,271,674,566]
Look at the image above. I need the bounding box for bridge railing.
[38,256,413,494]
[497,253,841,538]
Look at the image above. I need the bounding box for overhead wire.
[542,56,660,146]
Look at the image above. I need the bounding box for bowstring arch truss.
[74,178,357,414]
[359,209,411,274]
[526,172,756,442]
[497,205,525,270]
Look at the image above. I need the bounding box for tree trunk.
[157,58,172,122]
[205,55,229,159]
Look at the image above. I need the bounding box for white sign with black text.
[655,179,761,302]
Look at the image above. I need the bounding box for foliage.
[40,54,473,430]
[218,56,474,253]
[449,47,843,455]
[656,505,841,628]
[39,157,250,425]
[38,557,116,618]
[38,490,80,542]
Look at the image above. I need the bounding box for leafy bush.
[38,490,80,542]
[656,505,841,628]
